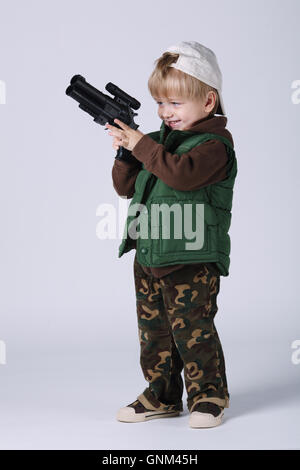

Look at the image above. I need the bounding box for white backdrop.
[0,0,299,450]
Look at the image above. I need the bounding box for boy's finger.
[108,128,123,138]
[114,118,129,129]
[105,123,118,132]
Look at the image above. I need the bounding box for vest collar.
[159,114,228,146]
[159,120,199,147]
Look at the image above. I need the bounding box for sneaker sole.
[117,406,181,423]
[189,410,224,428]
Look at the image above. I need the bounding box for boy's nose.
[162,112,173,119]
[160,106,174,120]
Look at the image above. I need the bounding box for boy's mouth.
[167,120,181,128]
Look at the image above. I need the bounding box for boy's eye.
[156,102,181,105]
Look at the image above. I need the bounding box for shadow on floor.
[225,378,300,419]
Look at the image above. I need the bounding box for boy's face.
[154,93,215,131]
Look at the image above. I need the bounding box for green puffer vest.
[118,121,237,277]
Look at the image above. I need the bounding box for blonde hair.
[148,52,219,116]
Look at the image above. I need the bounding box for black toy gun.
[65,75,141,163]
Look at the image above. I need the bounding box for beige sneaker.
[116,399,181,423]
[189,402,224,428]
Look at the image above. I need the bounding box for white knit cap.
[165,41,225,115]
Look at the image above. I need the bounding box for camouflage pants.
[133,253,230,413]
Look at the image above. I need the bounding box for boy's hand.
[105,119,144,152]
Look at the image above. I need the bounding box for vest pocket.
[149,199,218,258]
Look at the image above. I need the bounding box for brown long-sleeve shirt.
[112,114,234,278]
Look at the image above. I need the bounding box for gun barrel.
[67,75,109,108]
[66,86,103,117]
[66,75,140,128]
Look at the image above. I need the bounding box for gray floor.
[0,341,299,450]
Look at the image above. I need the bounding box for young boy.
[106,41,237,428]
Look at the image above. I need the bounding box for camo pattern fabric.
[133,253,230,413]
